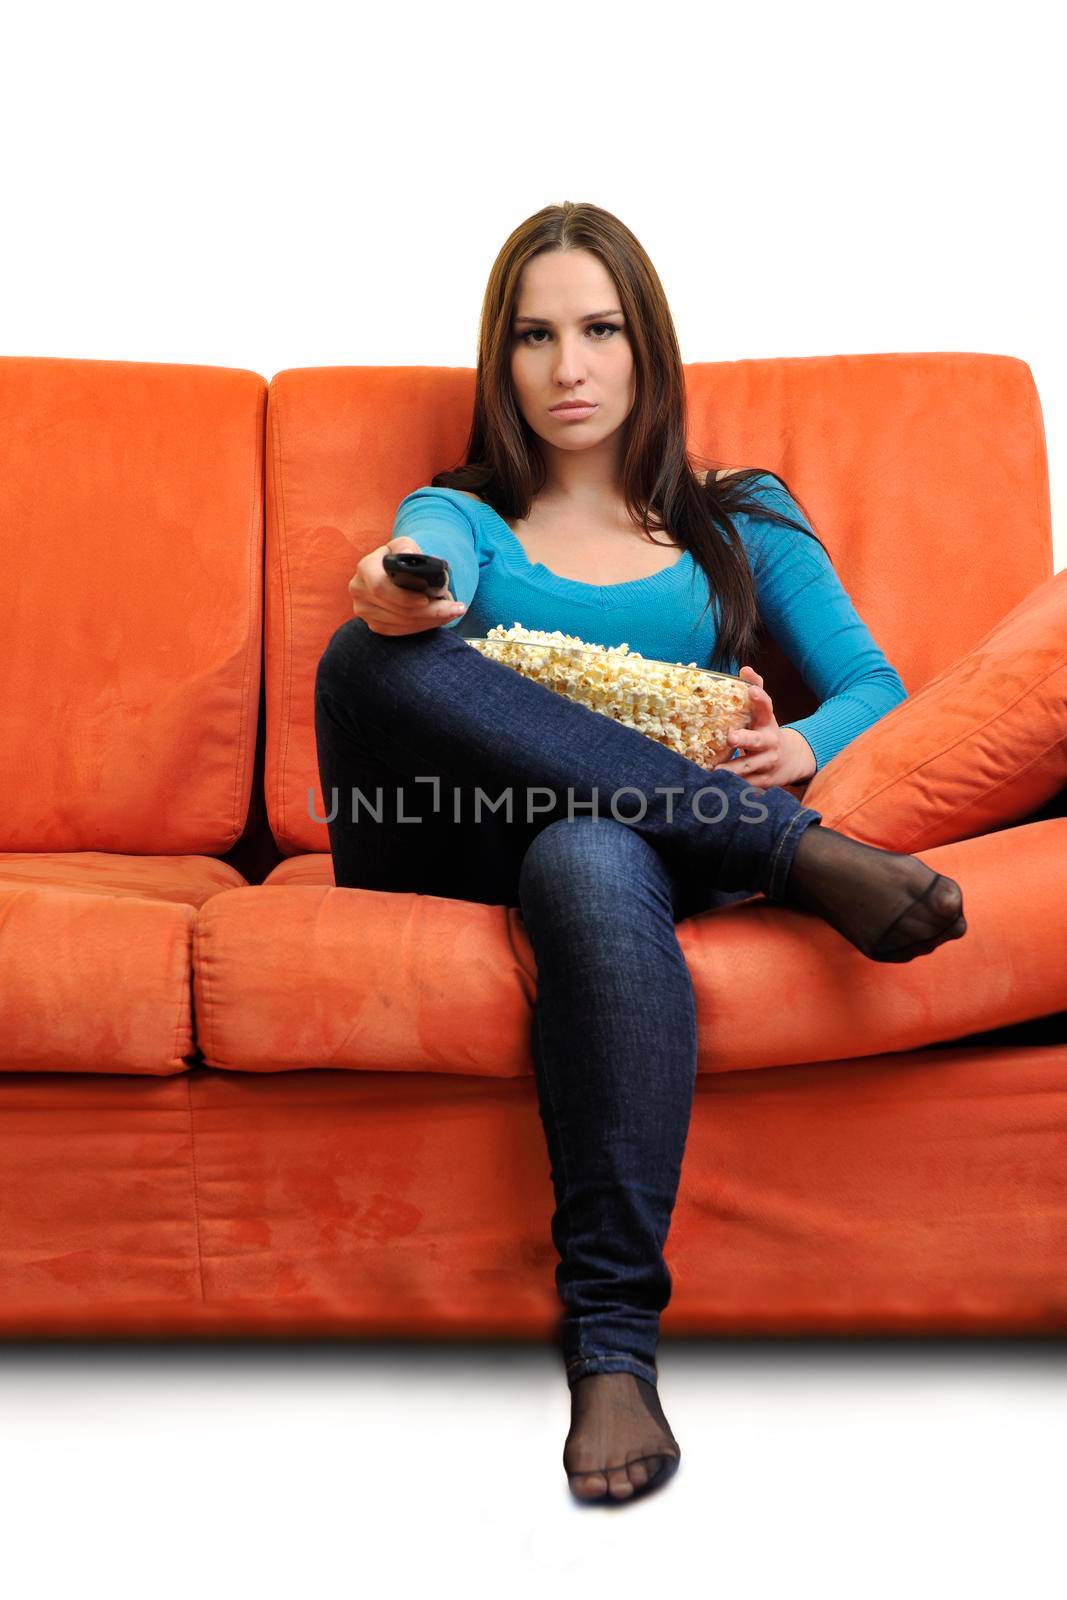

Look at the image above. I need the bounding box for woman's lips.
[549,403,598,420]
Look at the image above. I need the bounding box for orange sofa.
[1,351,1064,1342]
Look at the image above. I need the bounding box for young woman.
[313,202,968,1507]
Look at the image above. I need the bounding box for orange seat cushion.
[0,854,247,1073]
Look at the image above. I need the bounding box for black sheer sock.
[782,823,968,962]
[564,1373,682,1505]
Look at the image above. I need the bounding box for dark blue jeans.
[313,617,823,1388]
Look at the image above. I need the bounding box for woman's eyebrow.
[512,308,624,326]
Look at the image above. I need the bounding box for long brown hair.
[432,200,833,675]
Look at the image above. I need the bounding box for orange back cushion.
[0,357,265,853]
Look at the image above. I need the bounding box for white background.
[2,0,1062,568]
[2,0,1063,1594]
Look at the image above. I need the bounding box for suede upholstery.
[806,567,1067,848]
[1,350,1063,1340]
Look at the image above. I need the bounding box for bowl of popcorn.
[465,624,752,769]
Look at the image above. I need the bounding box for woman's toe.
[569,1470,608,1500]
[932,875,964,924]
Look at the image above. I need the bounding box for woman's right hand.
[349,537,468,636]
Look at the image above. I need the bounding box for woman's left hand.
[709,666,817,788]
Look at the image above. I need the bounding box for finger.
[720,733,771,760]
[367,584,464,625]
[382,583,453,613]
[727,752,771,773]
[721,757,774,780]
[366,606,458,636]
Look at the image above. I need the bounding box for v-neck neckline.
[474,497,693,599]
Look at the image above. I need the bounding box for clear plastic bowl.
[464,633,753,769]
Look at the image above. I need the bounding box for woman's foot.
[782,822,967,962]
[564,1372,682,1504]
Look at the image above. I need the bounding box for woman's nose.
[553,358,588,382]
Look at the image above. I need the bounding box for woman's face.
[509,248,636,456]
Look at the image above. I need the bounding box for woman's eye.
[516,323,621,345]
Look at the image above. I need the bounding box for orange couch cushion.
[804,568,1067,850]
[196,823,1067,1076]
[675,819,1067,1072]
[0,356,265,855]
[0,854,246,1073]
[192,883,535,1075]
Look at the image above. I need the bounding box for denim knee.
[314,615,388,708]
[518,814,673,914]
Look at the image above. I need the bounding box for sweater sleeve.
[391,488,486,629]
[742,477,908,774]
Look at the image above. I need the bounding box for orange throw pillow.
[802,567,1067,852]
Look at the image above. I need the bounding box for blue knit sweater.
[390,474,907,774]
